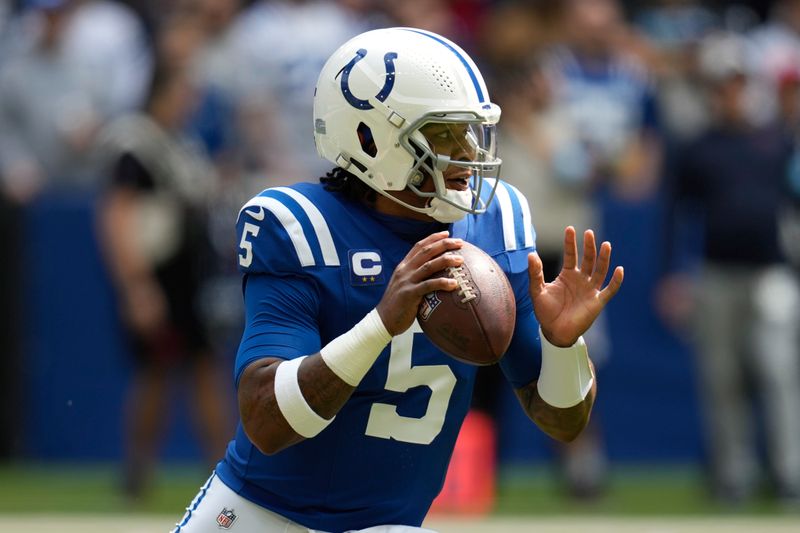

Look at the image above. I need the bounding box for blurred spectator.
[0,0,14,64]
[0,0,8,26]
[187,0,243,145]
[96,62,232,501]
[634,0,719,141]
[476,1,554,70]
[544,0,663,202]
[659,32,800,505]
[225,0,367,185]
[636,0,717,50]
[383,0,471,50]
[0,1,40,65]
[0,0,99,201]
[0,0,149,201]
[748,0,800,125]
[61,0,151,117]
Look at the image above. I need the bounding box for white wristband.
[274,356,333,438]
[320,308,392,387]
[536,327,594,408]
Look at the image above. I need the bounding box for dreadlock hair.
[320,167,377,205]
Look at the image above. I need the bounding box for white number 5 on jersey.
[239,222,260,267]
[365,321,457,445]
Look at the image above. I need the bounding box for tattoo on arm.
[297,355,355,420]
[515,378,596,443]
[237,354,356,454]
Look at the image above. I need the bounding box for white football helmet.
[313,27,502,222]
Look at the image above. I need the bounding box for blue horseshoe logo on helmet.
[338,48,398,110]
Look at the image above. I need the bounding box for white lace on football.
[447,265,476,303]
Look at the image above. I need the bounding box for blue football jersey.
[216,180,539,531]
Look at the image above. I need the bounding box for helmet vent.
[429,63,455,93]
[356,122,377,157]
[404,51,456,95]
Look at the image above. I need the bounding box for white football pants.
[171,472,438,533]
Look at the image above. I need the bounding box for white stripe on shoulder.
[236,188,269,220]
[486,178,516,251]
[504,182,534,248]
[240,196,316,267]
[272,187,340,266]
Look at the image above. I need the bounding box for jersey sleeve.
[481,180,542,388]
[233,187,340,385]
[498,268,542,389]
[234,272,321,387]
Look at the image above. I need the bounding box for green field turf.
[2,515,800,533]
[0,461,796,518]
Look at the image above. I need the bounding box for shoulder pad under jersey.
[236,184,342,274]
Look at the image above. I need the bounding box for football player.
[172,27,623,533]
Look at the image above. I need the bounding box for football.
[417,241,516,365]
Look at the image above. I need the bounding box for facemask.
[427,188,474,223]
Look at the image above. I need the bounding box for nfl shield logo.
[216,507,237,529]
[419,292,441,321]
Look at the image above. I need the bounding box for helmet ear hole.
[356,122,377,157]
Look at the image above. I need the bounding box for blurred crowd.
[2,0,800,508]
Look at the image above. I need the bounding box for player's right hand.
[376,231,464,336]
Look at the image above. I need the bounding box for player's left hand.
[529,226,624,347]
